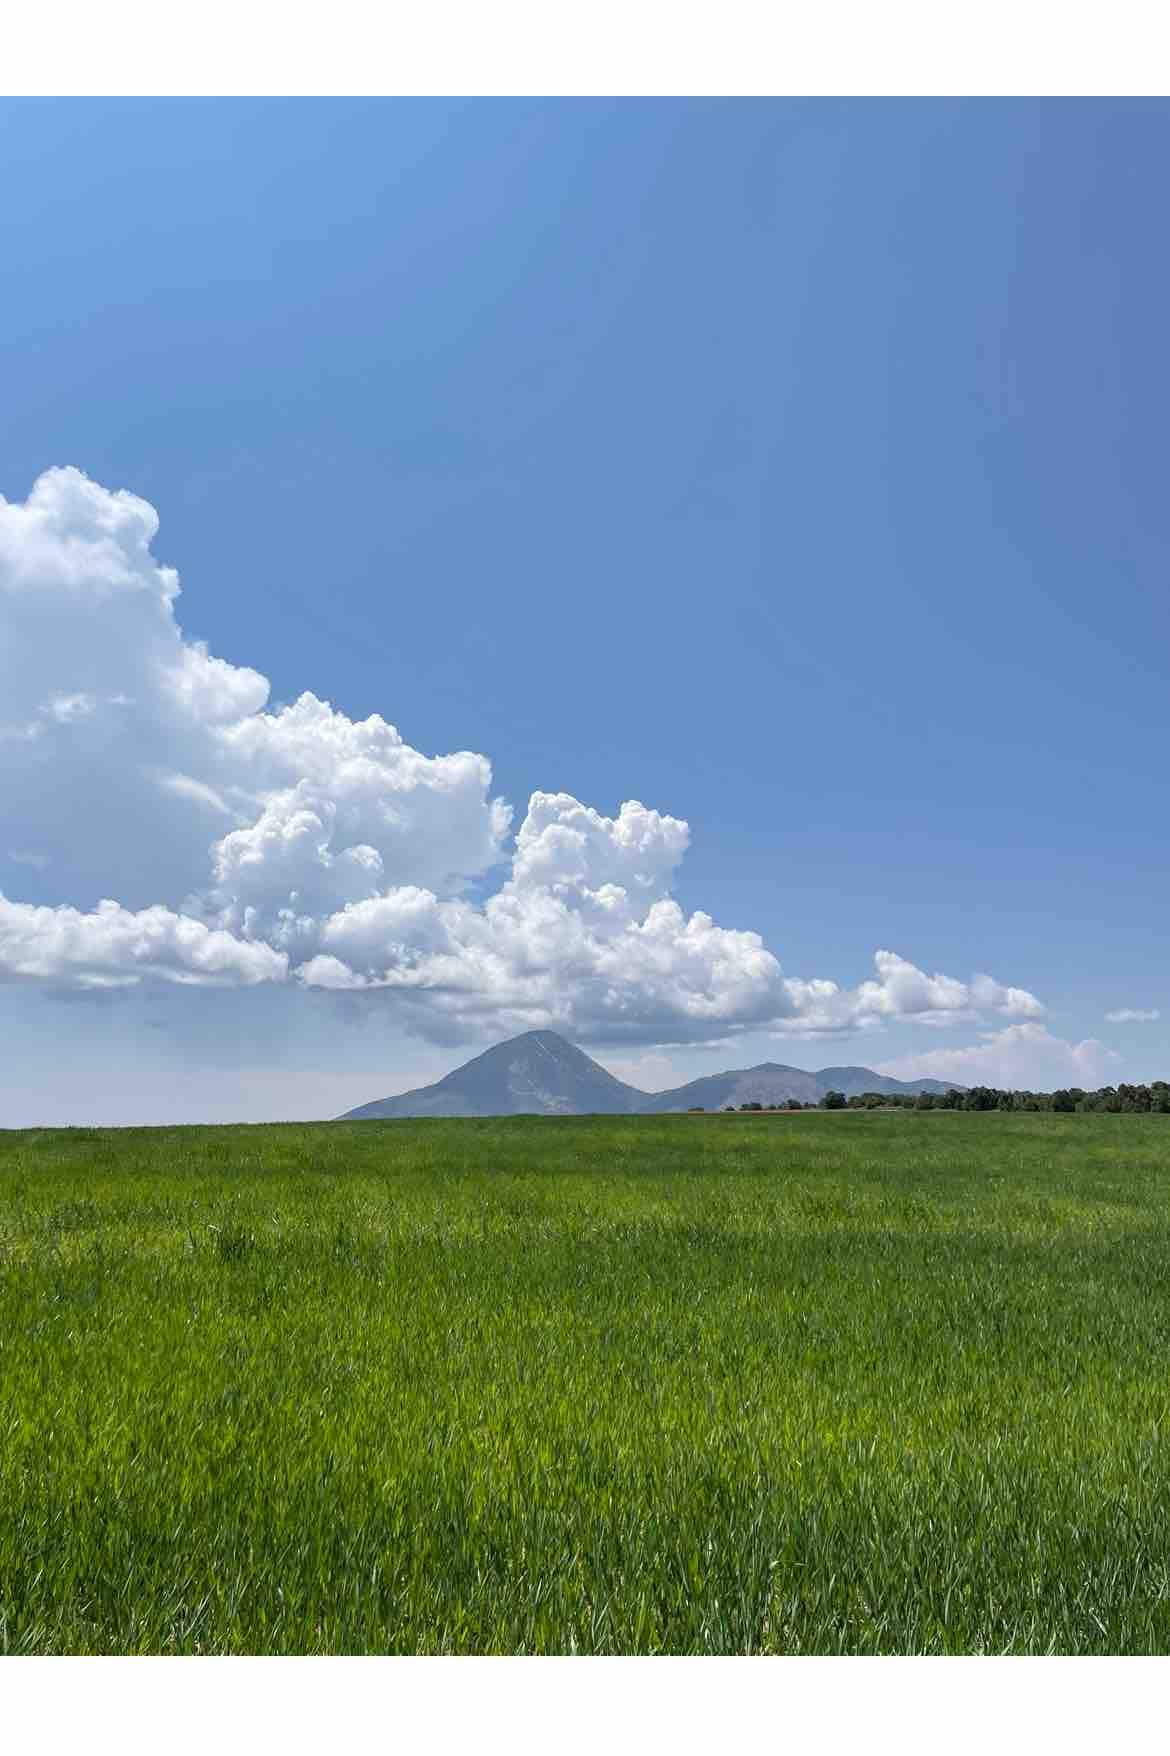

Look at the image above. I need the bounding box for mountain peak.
[343,1028,639,1120]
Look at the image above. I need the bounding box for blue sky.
[1,97,1167,1121]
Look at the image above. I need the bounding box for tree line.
[692,1082,1170,1114]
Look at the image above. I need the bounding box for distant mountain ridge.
[639,1061,958,1112]
[337,1031,960,1120]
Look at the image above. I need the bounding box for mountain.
[814,1065,959,1100]
[337,1031,961,1119]
[639,1062,822,1111]
[641,1062,957,1111]
[339,1030,643,1119]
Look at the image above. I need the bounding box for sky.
[1,96,1168,1124]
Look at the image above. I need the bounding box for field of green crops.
[4,1111,1170,1654]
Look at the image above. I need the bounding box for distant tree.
[688,1106,705,1113]
[723,1076,1170,1115]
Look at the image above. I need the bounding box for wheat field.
[3,1112,1170,1653]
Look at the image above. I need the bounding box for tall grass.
[3,1113,1170,1653]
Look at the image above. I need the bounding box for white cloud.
[878,1023,1120,1091]
[0,466,509,914]
[0,467,1049,1047]
[511,792,689,898]
[206,694,510,936]
[297,830,1042,1046]
[299,843,793,1043]
[768,949,1044,1039]
[0,894,286,989]
[1105,1008,1161,1024]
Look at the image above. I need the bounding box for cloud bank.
[1,467,1052,1048]
[0,894,286,989]
[1105,1008,1161,1024]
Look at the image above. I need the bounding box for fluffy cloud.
[511,793,689,897]
[878,1023,1119,1091]
[295,821,1044,1045]
[0,894,286,989]
[772,949,1044,1038]
[0,468,1049,1045]
[1105,1008,1161,1024]
[297,808,792,1042]
[0,467,509,915]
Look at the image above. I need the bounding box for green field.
[4,1112,1170,1654]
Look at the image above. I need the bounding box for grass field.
[4,1111,1170,1654]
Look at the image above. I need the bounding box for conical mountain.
[339,1030,642,1119]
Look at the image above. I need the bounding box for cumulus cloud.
[878,1023,1120,1091]
[771,949,1045,1038]
[0,894,286,989]
[1105,1008,1161,1024]
[0,467,1049,1045]
[293,826,1045,1045]
[296,810,792,1042]
[0,467,509,914]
